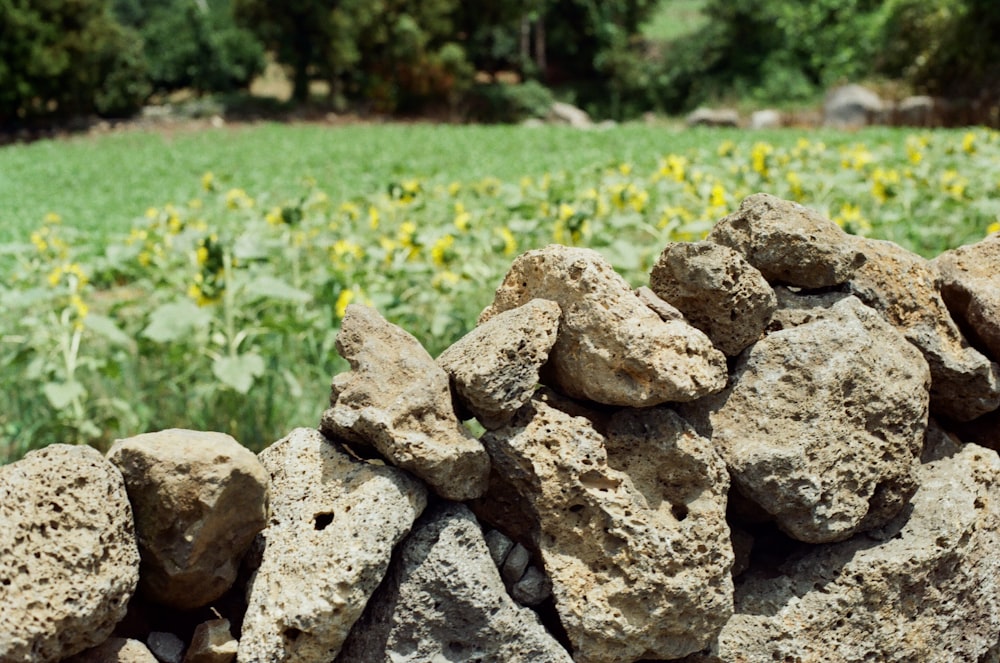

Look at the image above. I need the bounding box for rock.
[479,244,727,406]
[239,428,427,663]
[512,566,552,606]
[473,399,733,662]
[65,638,158,663]
[681,294,930,543]
[649,240,777,355]
[0,444,139,663]
[548,101,592,128]
[847,236,1000,421]
[707,193,867,288]
[484,528,515,567]
[320,304,490,500]
[437,298,560,429]
[336,502,572,663]
[107,429,268,610]
[896,95,936,126]
[182,619,237,663]
[147,632,184,663]
[750,109,782,129]
[823,83,885,128]
[635,285,685,322]
[686,107,740,127]
[933,232,1000,362]
[687,443,1000,663]
[501,542,532,586]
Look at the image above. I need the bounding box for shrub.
[465,80,555,123]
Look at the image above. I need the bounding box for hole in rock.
[283,627,302,642]
[671,503,689,521]
[314,512,334,531]
[568,504,585,514]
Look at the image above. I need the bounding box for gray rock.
[147,632,184,663]
[484,528,515,567]
[239,428,427,663]
[896,95,936,126]
[687,443,1000,663]
[750,109,782,129]
[823,83,885,128]
[107,429,268,610]
[512,566,552,606]
[473,399,733,662]
[848,236,1000,421]
[182,618,237,663]
[336,502,572,663]
[437,298,560,429]
[65,638,158,663]
[501,542,531,586]
[549,101,592,128]
[479,244,727,406]
[686,107,740,127]
[320,304,490,500]
[707,193,867,288]
[650,241,777,355]
[933,232,1000,363]
[681,294,930,543]
[0,444,139,663]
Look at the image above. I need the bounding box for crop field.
[2,123,999,462]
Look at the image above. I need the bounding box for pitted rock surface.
[437,298,560,429]
[239,428,427,663]
[681,294,930,543]
[336,502,572,663]
[933,232,1000,362]
[650,240,777,355]
[182,618,238,663]
[473,398,733,662]
[707,192,866,287]
[847,235,1000,421]
[320,304,490,500]
[0,444,139,663]
[107,429,268,610]
[684,441,1000,663]
[479,244,727,406]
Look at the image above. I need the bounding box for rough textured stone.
[107,429,268,610]
[479,244,727,406]
[473,399,733,662]
[147,632,184,663]
[681,294,930,543]
[685,442,1000,663]
[239,428,427,663]
[848,236,1000,421]
[549,101,592,128]
[707,193,867,288]
[65,638,158,663]
[933,232,1000,362]
[182,619,237,663]
[336,502,572,663]
[686,107,740,127]
[823,83,885,128]
[750,109,782,129]
[650,240,777,355]
[0,444,139,663]
[635,285,685,322]
[512,566,552,606]
[437,298,560,429]
[320,304,490,500]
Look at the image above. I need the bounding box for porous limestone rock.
[65,638,158,663]
[320,304,490,500]
[707,193,867,288]
[681,294,930,543]
[684,441,1000,663]
[336,502,572,663]
[107,429,268,610]
[649,240,777,355]
[478,244,727,407]
[634,286,685,322]
[473,398,733,662]
[182,618,238,663]
[437,298,560,429]
[933,232,1000,362]
[0,444,139,663]
[847,236,1000,421]
[239,428,427,663]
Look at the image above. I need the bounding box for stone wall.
[3,193,1000,663]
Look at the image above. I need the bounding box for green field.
[2,122,999,463]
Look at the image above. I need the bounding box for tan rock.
[707,193,867,287]
[847,236,1000,421]
[0,444,139,663]
[320,304,490,500]
[437,298,560,429]
[182,618,237,663]
[65,638,158,663]
[681,294,930,543]
[650,240,777,355]
[239,428,427,663]
[634,286,686,322]
[107,429,268,610]
[473,399,733,662]
[479,244,727,406]
[933,232,1000,362]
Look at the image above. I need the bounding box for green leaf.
[43,381,86,410]
[142,300,213,343]
[213,353,265,394]
[244,276,312,303]
[85,314,136,350]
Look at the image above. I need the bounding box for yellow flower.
[30,230,48,252]
[497,227,517,256]
[987,220,1000,235]
[618,162,633,176]
[871,167,900,203]
[448,181,462,197]
[558,203,576,222]
[453,202,471,232]
[44,212,62,225]
[225,188,253,210]
[368,206,380,230]
[962,131,977,154]
[145,207,159,220]
[266,207,284,226]
[941,169,968,199]
[841,144,874,171]
[717,140,736,157]
[138,251,152,267]
[335,289,355,318]
[431,271,461,288]
[431,235,455,266]
[201,172,215,191]
[70,294,89,321]
[709,182,728,208]
[785,172,803,200]
[750,142,773,178]
[196,246,209,265]
[333,239,363,260]
[657,154,688,182]
[189,198,203,210]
